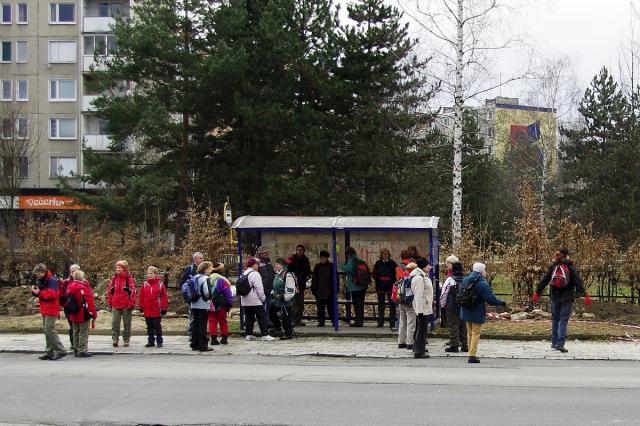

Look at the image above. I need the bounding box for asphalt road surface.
[1,353,639,425]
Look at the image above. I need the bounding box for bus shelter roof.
[231,216,439,232]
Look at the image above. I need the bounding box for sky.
[392,0,637,108]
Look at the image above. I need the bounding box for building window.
[98,2,109,17]
[97,2,128,18]
[50,156,77,178]
[16,41,28,63]
[17,117,28,139]
[1,40,11,62]
[1,3,11,24]
[0,118,11,138]
[49,79,76,101]
[17,3,27,24]
[84,35,117,56]
[49,117,77,139]
[16,79,28,101]
[18,157,28,178]
[50,2,75,24]
[1,79,11,101]
[48,40,77,63]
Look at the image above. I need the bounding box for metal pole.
[331,229,339,332]
[344,231,351,323]
[237,231,244,331]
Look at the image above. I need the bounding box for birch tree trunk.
[451,0,464,248]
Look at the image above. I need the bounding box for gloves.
[532,292,540,304]
[161,310,167,316]
[584,293,592,306]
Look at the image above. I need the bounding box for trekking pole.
[282,303,298,340]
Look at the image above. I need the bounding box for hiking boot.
[53,351,67,360]
[123,341,130,347]
[468,356,480,364]
[280,335,293,340]
[157,343,163,348]
[551,343,556,349]
[261,335,276,342]
[145,343,155,348]
[220,336,228,345]
[77,352,93,358]
[210,336,219,345]
[317,322,325,327]
[112,341,118,347]
[414,352,430,359]
[377,323,384,328]
[199,347,213,352]
[406,344,414,350]
[556,346,568,353]
[245,335,258,341]
[445,346,459,353]
[39,353,53,360]
[398,343,407,349]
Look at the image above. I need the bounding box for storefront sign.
[18,195,92,210]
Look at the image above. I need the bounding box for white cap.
[446,255,460,264]
[472,262,486,274]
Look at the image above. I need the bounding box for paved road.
[1,353,639,425]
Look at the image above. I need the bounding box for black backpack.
[64,294,81,314]
[456,278,480,309]
[236,271,255,296]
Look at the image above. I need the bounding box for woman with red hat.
[107,260,137,347]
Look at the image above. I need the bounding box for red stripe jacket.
[107,273,137,310]
[33,272,60,317]
[138,278,168,318]
[66,280,97,323]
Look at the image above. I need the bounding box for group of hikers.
[28,242,589,364]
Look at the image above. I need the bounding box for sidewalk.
[1,334,639,360]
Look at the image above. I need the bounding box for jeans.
[377,291,396,327]
[351,289,366,325]
[414,314,428,355]
[270,304,293,337]
[397,304,416,345]
[190,309,209,350]
[551,300,573,348]
[72,321,90,353]
[466,322,482,357]
[43,316,65,356]
[145,316,163,344]
[244,305,268,337]
[447,305,467,348]
[316,299,335,326]
[111,308,132,343]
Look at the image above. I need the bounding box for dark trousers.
[316,299,335,326]
[190,309,208,350]
[270,304,293,337]
[376,291,396,326]
[351,289,366,325]
[447,305,467,348]
[244,305,268,337]
[145,316,163,344]
[414,314,429,355]
[551,300,572,348]
[294,288,305,323]
[66,316,74,347]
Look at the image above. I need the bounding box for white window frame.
[49,156,77,178]
[16,79,28,101]
[1,3,11,24]
[49,2,76,25]
[1,79,12,101]
[49,78,77,102]
[16,116,28,139]
[83,35,118,57]
[1,40,11,63]
[16,40,28,63]
[17,3,27,24]
[49,117,77,140]
[48,40,77,64]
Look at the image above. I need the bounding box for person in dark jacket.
[311,251,335,327]
[31,263,67,360]
[258,246,276,328]
[533,248,590,353]
[373,248,398,328]
[179,252,204,340]
[290,244,311,326]
[444,261,467,353]
[460,262,507,364]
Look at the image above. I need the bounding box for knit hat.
[472,262,486,274]
[446,255,460,264]
[417,258,429,269]
[257,245,269,254]
[275,258,286,266]
[246,257,259,268]
[211,262,225,273]
[319,250,330,258]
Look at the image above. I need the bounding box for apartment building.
[0,0,129,205]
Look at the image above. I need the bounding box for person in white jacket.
[190,261,213,352]
[411,257,433,359]
[241,258,275,341]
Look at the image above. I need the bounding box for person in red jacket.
[66,269,97,357]
[60,263,83,350]
[31,263,67,360]
[139,266,168,348]
[107,260,137,347]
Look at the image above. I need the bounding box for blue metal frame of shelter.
[232,217,439,332]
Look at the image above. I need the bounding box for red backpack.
[352,259,371,287]
[550,264,570,288]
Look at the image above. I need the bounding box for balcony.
[83,55,112,72]
[84,134,112,151]
[83,16,116,33]
[82,95,99,112]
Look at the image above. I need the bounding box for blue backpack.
[181,274,202,303]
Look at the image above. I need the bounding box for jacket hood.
[410,268,426,278]
[146,277,161,285]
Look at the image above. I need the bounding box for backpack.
[457,278,480,309]
[58,279,68,305]
[81,290,93,322]
[550,264,571,288]
[181,274,202,303]
[396,277,414,305]
[64,293,81,314]
[211,280,228,308]
[236,271,255,297]
[352,259,371,287]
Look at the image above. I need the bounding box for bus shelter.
[231,216,440,331]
